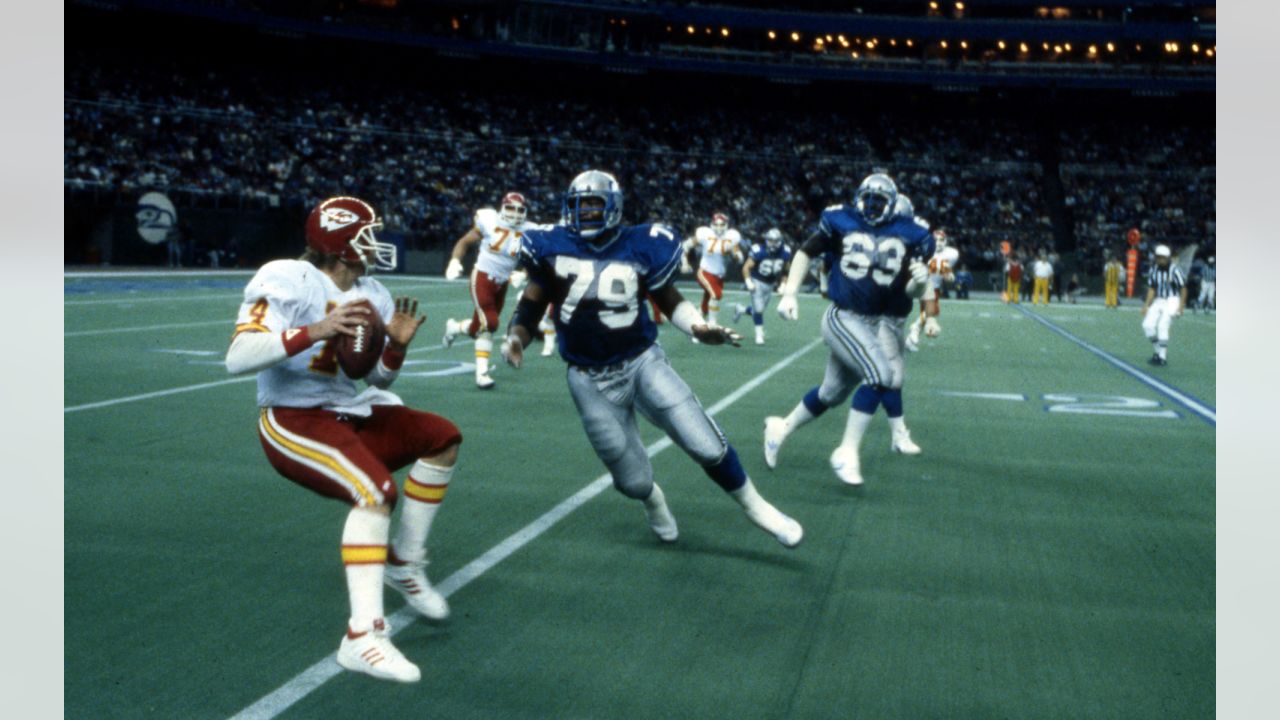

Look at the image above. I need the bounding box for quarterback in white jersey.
[443,192,545,388]
[683,212,744,325]
[226,196,461,684]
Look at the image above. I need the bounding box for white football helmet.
[499,192,528,226]
[854,173,898,226]
[711,213,729,236]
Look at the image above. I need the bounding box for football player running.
[501,171,803,548]
[225,197,460,683]
[683,212,744,327]
[766,173,935,486]
[733,227,794,345]
[443,191,542,389]
[905,229,958,352]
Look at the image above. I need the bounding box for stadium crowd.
[65,56,1211,275]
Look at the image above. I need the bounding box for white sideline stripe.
[1016,306,1216,426]
[64,270,459,281]
[65,293,244,306]
[64,342,472,414]
[66,319,231,337]
[227,337,825,720]
[939,391,1027,402]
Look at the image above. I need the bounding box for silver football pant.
[816,306,903,407]
[566,344,728,499]
[749,283,776,317]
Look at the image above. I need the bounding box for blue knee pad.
[802,386,829,417]
[881,388,903,419]
[852,384,883,414]
[703,445,747,493]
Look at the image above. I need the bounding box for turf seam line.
[226,336,825,720]
[1015,305,1216,426]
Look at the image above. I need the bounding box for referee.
[1141,244,1188,366]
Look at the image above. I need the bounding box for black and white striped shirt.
[1147,265,1186,299]
[1200,264,1216,284]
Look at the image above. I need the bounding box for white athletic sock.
[729,477,766,511]
[783,402,816,435]
[707,304,719,326]
[475,333,493,376]
[755,326,765,342]
[1157,343,1168,360]
[392,460,453,565]
[888,415,908,436]
[840,409,875,450]
[445,318,459,335]
[342,506,391,632]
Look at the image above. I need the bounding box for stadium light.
[960,40,968,49]
[998,40,1006,50]
[826,34,833,42]
[1019,42,1028,53]
[1106,42,1115,52]
[1088,44,1097,55]
[906,39,914,47]
[956,2,965,9]
[1042,42,1050,50]
[1191,43,1200,53]
[768,30,776,40]
[721,28,730,37]
[791,31,800,42]
[1206,48,1214,57]
[929,1,938,8]
[852,51,859,59]
[866,40,875,49]
[1054,44,1062,53]
[940,40,948,49]
[890,38,897,46]
[687,25,695,34]
[1064,42,1072,52]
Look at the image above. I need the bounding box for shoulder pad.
[475,207,499,230]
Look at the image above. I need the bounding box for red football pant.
[696,269,724,315]
[259,405,462,508]
[466,269,509,336]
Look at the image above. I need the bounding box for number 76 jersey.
[816,201,934,316]
[520,224,684,367]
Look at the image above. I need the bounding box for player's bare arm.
[386,296,427,350]
[501,281,550,368]
[445,228,483,279]
[652,284,741,347]
[742,257,757,290]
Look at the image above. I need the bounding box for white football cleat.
[475,373,495,390]
[742,500,803,548]
[540,342,555,357]
[733,303,747,323]
[905,324,921,353]
[892,429,922,455]
[385,559,450,620]
[442,319,459,348]
[755,328,765,345]
[643,492,679,543]
[763,416,787,469]
[336,620,421,683]
[829,445,864,486]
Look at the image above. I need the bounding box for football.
[336,299,386,379]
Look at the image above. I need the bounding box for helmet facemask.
[855,174,899,226]
[563,171,623,242]
[347,221,396,273]
[711,214,729,236]
[500,194,528,225]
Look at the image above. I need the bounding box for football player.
[766,173,935,486]
[732,227,793,345]
[501,170,803,549]
[905,229,958,352]
[683,212,744,327]
[443,192,543,389]
[225,197,459,683]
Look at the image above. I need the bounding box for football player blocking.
[769,174,933,486]
[684,212,744,327]
[442,192,545,389]
[733,227,794,345]
[225,197,458,683]
[501,170,803,548]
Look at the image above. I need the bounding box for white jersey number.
[757,258,785,279]
[555,257,640,329]
[840,233,906,287]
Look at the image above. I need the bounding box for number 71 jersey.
[817,201,934,316]
[520,224,684,367]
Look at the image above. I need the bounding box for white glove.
[745,277,756,292]
[905,259,930,298]
[509,269,528,293]
[924,316,941,338]
[445,258,464,280]
[680,257,693,274]
[777,294,799,321]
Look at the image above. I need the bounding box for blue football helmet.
[563,170,623,241]
[764,228,784,251]
[854,173,898,226]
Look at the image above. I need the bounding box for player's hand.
[308,301,370,341]
[924,316,941,338]
[445,258,464,280]
[387,296,426,351]
[777,294,799,320]
[745,277,756,292]
[691,324,742,347]
[680,258,693,274]
[501,335,524,369]
[509,269,528,293]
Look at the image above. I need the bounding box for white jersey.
[692,226,743,277]
[472,208,530,282]
[234,259,400,416]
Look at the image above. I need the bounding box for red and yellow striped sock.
[342,506,390,632]
[393,460,453,565]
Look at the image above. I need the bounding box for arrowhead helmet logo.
[319,207,360,232]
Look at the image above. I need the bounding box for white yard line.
[226,337,825,720]
[65,319,233,337]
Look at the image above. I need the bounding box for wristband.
[669,301,705,336]
[381,344,406,371]
[281,327,313,356]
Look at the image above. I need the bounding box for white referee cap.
[1155,244,1171,258]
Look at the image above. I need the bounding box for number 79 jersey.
[816,201,934,316]
[520,224,684,367]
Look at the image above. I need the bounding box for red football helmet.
[499,192,528,225]
[711,212,729,236]
[305,196,396,272]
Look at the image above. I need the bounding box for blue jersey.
[748,243,794,285]
[520,223,684,367]
[814,201,933,317]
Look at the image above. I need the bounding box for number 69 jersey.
[815,198,934,316]
[233,259,400,414]
[520,224,684,367]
